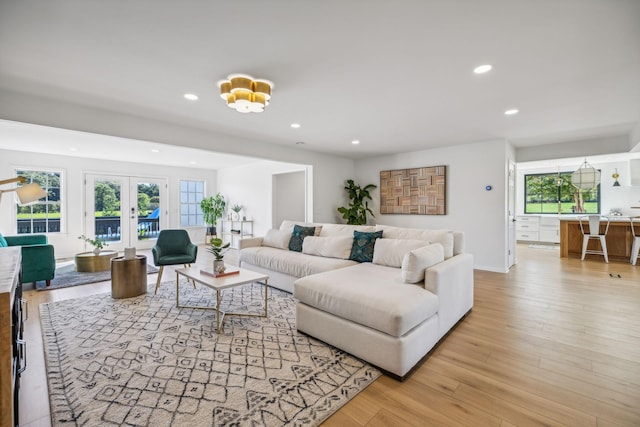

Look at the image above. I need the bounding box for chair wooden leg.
[186,264,196,288]
[46,279,51,286]
[154,266,164,295]
[581,236,589,261]
[600,236,608,263]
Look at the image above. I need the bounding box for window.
[16,169,62,234]
[524,171,600,214]
[180,180,204,226]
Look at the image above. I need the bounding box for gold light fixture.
[0,176,48,205]
[612,168,621,187]
[217,74,273,113]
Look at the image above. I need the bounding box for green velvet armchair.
[0,234,56,286]
[152,229,198,294]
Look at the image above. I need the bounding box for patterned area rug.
[37,262,159,291]
[40,280,380,426]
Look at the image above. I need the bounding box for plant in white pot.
[200,193,226,236]
[78,235,108,255]
[207,237,230,273]
[231,204,242,221]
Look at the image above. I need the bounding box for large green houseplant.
[200,193,226,236]
[337,179,377,225]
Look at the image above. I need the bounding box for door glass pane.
[95,179,122,243]
[137,182,160,241]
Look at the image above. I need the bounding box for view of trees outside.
[16,170,61,233]
[93,181,159,217]
[525,172,600,214]
[16,173,161,235]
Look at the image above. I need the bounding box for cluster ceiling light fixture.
[217,74,273,113]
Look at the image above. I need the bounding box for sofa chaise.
[239,221,473,378]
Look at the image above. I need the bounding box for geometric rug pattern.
[40,281,380,426]
[37,262,159,291]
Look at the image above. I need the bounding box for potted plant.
[78,235,108,255]
[207,237,231,273]
[200,193,226,236]
[337,179,377,225]
[231,204,242,221]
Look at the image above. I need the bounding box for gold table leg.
[174,275,269,334]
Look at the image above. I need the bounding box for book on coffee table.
[200,268,240,278]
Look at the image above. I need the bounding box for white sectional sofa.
[239,220,474,379]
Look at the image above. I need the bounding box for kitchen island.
[559,217,637,262]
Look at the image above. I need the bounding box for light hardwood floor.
[18,245,640,426]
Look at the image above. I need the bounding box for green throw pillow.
[349,230,383,262]
[288,224,316,252]
[0,234,7,248]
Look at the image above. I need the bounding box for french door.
[84,174,167,251]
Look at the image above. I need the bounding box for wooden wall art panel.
[380,166,446,215]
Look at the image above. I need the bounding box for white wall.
[217,155,355,237]
[354,139,511,272]
[0,148,216,258]
[517,159,640,217]
[273,171,306,227]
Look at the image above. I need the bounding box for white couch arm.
[238,237,263,250]
[425,253,474,339]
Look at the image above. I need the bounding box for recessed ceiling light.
[151,149,160,153]
[184,93,199,101]
[473,64,492,74]
[290,123,301,129]
[69,147,78,152]
[351,140,360,145]
[504,109,519,116]
[189,161,197,165]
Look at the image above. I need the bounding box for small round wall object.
[485,185,492,191]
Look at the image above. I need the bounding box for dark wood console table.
[0,247,25,427]
[559,218,637,262]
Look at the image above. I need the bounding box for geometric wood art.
[380,165,446,215]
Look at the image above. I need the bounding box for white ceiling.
[0,0,639,163]
[0,120,263,170]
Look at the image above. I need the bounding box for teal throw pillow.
[0,234,7,248]
[349,230,383,262]
[289,224,316,252]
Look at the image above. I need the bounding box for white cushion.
[262,229,292,250]
[401,243,445,284]
[294,263,439,337]
[319,223,376,237]
[279,220,323,235]
[240,246,357,278]
[302,236,354,259]
[372,239,430,268]
[376,224,454,259]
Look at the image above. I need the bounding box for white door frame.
[84,173,167,251]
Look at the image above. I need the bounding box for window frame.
[524,171,601,215]
[179,179,205,227]
[14,168,65,234]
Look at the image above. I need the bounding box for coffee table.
[75,250,118,272]
[174,266,269,333]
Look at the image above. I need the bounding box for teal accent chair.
[1,234,56,286]
[151,229,198,294]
